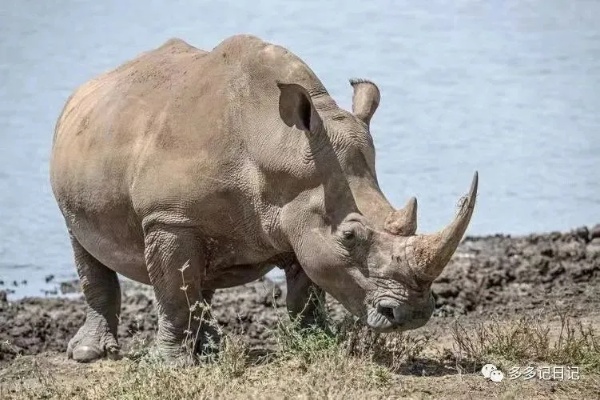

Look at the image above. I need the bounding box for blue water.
[1,0,599,298]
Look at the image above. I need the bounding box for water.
[1,0,599,298]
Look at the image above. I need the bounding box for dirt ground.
[1,225,599,398]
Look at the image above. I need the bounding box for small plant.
[338,317,430,372]
[214,334,249,378]
[275,317,339,363]
[553,309,600,371]
[175,262,226,366]
[124,316,150,361]
[451,310,600,373]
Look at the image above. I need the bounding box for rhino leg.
[144,225,216,364]
[67,236,121,363]
[284,261,327,329]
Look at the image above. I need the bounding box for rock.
[573,226,590,242]
[60,280,81,295]
[585,238,600,259]
[260,284,282,307]
[590,224,600,240]
[557,241,586,260]
[539,246,554,257]
[530,255,550,274]
[570,264,599,282]
[548,265,566,279]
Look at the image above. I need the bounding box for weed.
[338,317,429,372]
[451,311,600,373]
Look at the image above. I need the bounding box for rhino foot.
[66,236,122,363]
[67,322,121,363]
[156,322,222,366]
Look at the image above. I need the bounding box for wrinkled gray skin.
[49,35,478,364]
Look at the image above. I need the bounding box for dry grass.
[1,324,398,399]
[450,310,600,374]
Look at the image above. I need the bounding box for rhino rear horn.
[384,197,418,236]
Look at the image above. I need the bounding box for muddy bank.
[1,225,599,361]
[0,278,287,362]
[434,224,600,317]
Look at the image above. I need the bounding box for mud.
[1,225,599,361]
[434,225,600,317]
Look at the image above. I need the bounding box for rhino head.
[277,79,478,332]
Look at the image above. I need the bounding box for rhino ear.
[277,81,320,132]
[350,79,380,126]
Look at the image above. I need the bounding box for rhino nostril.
[377,305,395,320]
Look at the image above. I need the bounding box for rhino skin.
[50,34,478,364]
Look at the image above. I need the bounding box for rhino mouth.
[365,296,434,332]
[365,300,400,331]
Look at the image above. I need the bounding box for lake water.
[1,0,599,298]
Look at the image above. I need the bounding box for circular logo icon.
[481,364,497,379]
[490,370,504,382]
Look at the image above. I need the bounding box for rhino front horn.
[409,172,478,280]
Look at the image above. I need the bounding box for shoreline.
[1,224,598,300]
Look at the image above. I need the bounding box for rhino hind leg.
[67,236,121,363]
[143,225,214,365]
[283,261,328,329]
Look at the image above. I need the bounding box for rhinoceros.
[50,34,478,363]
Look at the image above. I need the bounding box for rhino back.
[50,35,335,275]
[51,37,215,221]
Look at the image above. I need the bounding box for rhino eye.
[341,230,356,244]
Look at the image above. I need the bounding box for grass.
[2,285,599,399]
[1,321,400,399]
[451,309,600,374]
[4,309,599,399]
[0,293,436,399]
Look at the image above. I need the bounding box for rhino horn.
[406,172,478,280]
[384,197,418,236]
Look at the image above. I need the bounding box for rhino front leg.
[284,261,327,329]
[143,224,216,364]
[67,236,121,363]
